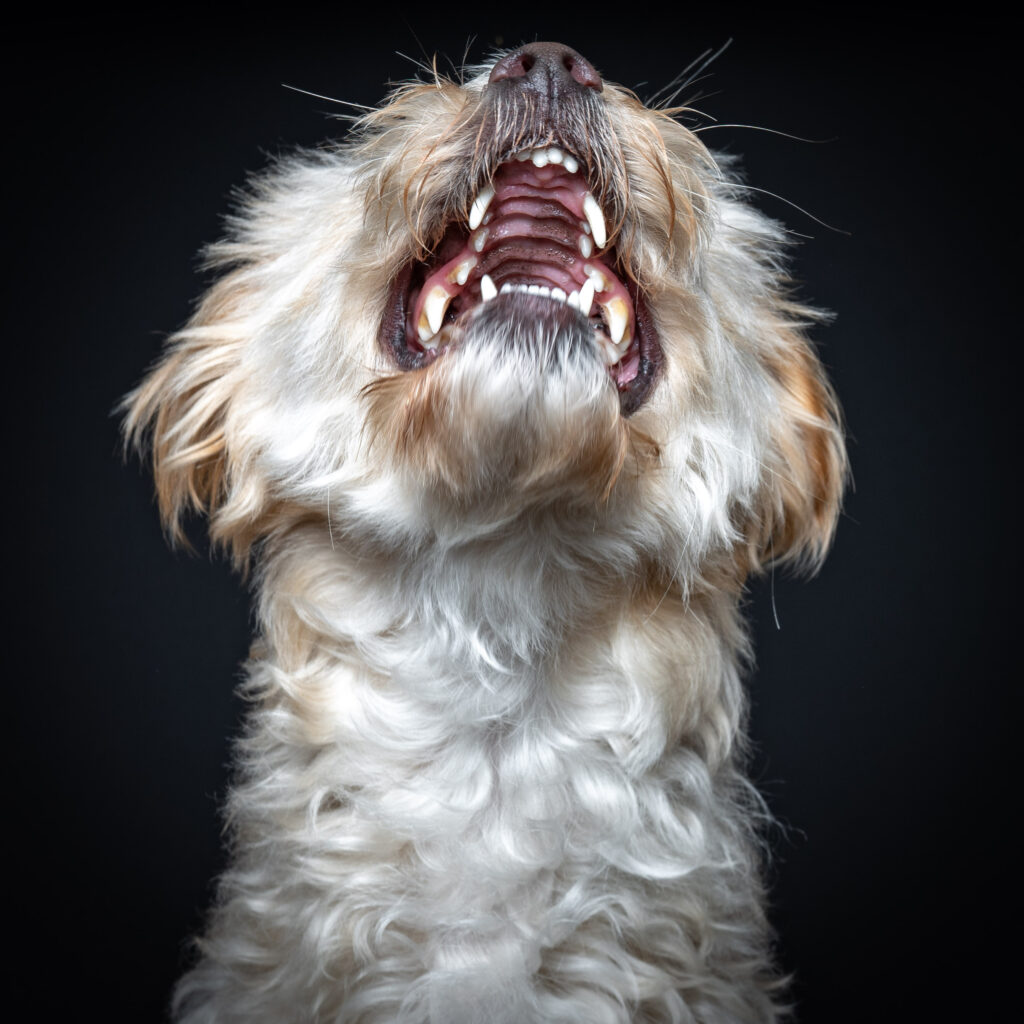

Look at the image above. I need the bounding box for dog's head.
[125,44,845,586]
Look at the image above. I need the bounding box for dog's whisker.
[727,180,851,235]
[694,123,838,145]
[281,83,374,114]
[645,39,733,110]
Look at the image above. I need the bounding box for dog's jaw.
[380,46,664,416]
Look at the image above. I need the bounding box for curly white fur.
[126,46,845,1024]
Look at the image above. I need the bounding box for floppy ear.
[744,316,847,575]
[123,269,260,566]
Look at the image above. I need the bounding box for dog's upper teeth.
[472,228,488,253]
[578,234,593,258]
[511,146,580,175]
[582,194,607,249]
[480,274,497,302]
[469,185,495,231]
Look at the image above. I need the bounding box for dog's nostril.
[488,42,603,95]
[562,51,602,91]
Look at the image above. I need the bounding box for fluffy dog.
[125,43,845,1023]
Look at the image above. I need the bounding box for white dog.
[126,43,845,1023]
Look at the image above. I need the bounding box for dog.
[125,43,846,1023]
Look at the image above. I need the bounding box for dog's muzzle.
[381,42,663,416]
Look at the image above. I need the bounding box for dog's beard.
[366,287,637,508]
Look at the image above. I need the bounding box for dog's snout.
[488,42,603,96]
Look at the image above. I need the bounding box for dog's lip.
[381,146,663,411]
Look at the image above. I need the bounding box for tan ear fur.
[745,318,847,575]
[122,271,255,565]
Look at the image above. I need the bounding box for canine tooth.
[547,146,564,164]
[563,154,579,174]
[472,228,488,252]
[582,193,607,249]
[568,290,580,309]
[598,337,619,366]
[551,288,566,303]
[448,256,477,286]
[578,278,596,317]
[480,274,497,302]
[578,234,593,258]
[423,284,451,336]
[469,185,495,231]
[531,150,549,167]
[603,296,630,345]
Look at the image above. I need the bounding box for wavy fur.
[125,50,845,1023]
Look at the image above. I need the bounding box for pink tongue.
[411,160,634,338]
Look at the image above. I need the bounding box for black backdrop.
[9,12,1015,1021]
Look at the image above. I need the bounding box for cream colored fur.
[125,51,845,1023]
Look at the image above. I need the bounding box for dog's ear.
[743,316,847,576]
[123,270,259,565]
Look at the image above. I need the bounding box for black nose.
[488,42,603,97]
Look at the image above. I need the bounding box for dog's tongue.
[410,160,635,348]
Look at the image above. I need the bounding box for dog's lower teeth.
[448,257,476,287]
[578,278,596,317]
[421,284,452,338]
[604,296,629,345]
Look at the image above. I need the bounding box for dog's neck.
[258,507,653,713]
[254,509,742,776]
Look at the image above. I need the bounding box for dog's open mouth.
[382,145,662,414]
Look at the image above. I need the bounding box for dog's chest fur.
[127,41,844,1024]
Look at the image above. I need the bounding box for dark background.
[9,12,1015,1021]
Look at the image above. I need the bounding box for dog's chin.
[366,290,633,510]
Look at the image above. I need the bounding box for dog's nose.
[488,43,603,96]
